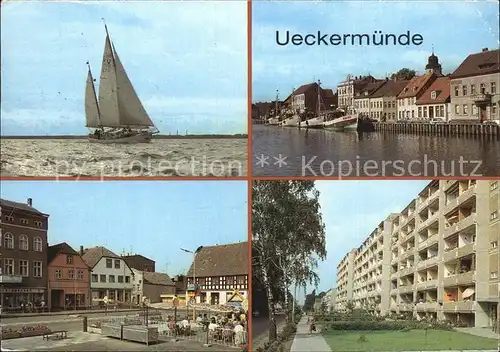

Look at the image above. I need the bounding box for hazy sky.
[310,180,430,298]
[1,181,248,276]
[253,0,499,102]
[1,1,247,135]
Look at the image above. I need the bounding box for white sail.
[113,45,154,127]
[97,33,121,127]
[85,68,100,128]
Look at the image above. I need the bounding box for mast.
[275,90,279,118]
[317,79,321,117]
[87,62,102,125]
[102,18,118,71]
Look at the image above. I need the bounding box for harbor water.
[252,124,500,177]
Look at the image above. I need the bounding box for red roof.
[416,76,451,105]
[371,80,410,98]
[397,73,436,99]
[451,48,500,79]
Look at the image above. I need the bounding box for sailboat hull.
[88,132,153,144]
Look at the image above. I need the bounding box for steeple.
[425,46,442,76]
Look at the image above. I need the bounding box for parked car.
[429,118,446,124]
[482,120,499,125]
[253,310,260,317]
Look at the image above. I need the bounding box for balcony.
[457,243,475,258]
[416,279,438,290]
[458,186,475,204]
[417,256,439,270]
[399,303,414,311]
[443,214,477,239]
[472,93,492,105]
[400,266,414,277]
[399,284,415,294]
[444,197,459,214]
[443,301,475,312]
[443,271,475,287]
[416,302,438,311]
[0,274,23,284]
[443,247,459,262]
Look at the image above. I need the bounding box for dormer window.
[413,86,418,92]
[364,91,368,96]
[431,91,437,99]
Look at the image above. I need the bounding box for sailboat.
[85,23,159,143]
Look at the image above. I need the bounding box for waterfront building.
[337,75,379,114]
[131,269,176,304]
[334,180,500,329]
[186,242,248,306]
[353,80,387,120]
[416,76,451,121]
[81,246,134,305]
[47,243,90,310]
[282,82,337,116]
[449,48,500,123]
[397,72,436,120]
[369,79,409,121]
[122,254,155,272]
[425,50,444,76]
[0,198,49,309]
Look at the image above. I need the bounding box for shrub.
[357,334,367,342]
[328,320,452,331]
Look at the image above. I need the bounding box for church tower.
[425,47,443,76]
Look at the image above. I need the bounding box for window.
[462,85,467,96]
[491,241,498,249]
[114,260,120,269]
[455,105,460,114]
[463,104,468,115]
[66,255,73,265]
[68,269,74,279]
[493,105,497,115]
[491,181,498,191]
[472,105,478,116]
[423,107,428,118]
[125,276,130,283]
[78,270,84,280]
[118,275,124,283]
[55,269,62,279]
[480,83,486,94]
[431,91,437,99]
[33,237,42,251]
[100,274,106,283]
[4,233,14,248]
[106,259,112,268]
[19,235,28,250]
[439,106,445,117]
[109,275,115,283]
[92,274,98,282]
[33,261,42,277]
[492,82,497,94]
[20,219,28,225]
[19,260,28,277]
[454,86,459,96]
[34,221,43,228]
[4,258,14,275]
[491,272,498,280]
[491,211,499,221]
[5,216,14,222]
[418,107,422,118]
[470,84,476,95]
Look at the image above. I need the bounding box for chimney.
[27,198,32,207]
[482,48,488,52]
[80,246,84,256]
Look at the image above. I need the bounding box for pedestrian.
[308,315,316,335]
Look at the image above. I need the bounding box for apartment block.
[335,249,356,309]
[335,180,500,329]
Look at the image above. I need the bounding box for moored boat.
[324,113,359,131]
[281,115,301,127]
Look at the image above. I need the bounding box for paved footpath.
[291,316,331,352]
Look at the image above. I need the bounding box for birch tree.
[252,180,326,341]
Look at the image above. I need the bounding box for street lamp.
[181,246,203,321]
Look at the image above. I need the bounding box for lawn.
[323,329,498,351]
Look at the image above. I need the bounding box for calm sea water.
[252,125,500,177]
[1,138,247,177]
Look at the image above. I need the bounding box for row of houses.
[254,47,499,124]
[0,198,248,311]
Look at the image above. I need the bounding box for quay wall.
[374,122,499,137]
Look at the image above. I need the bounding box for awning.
[462,288,475,299]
